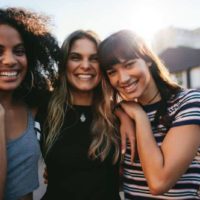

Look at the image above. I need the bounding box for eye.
[69,53,81,61]
[106,69,116,76]
[90,55,98,63]
[125,60,136,69]
[0,46,4,56]
[70,56,80,61]
[14,46,26,56]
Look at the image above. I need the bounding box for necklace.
[147,90,159,104]
[80,113,86,122]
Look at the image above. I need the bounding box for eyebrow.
[69,52,79,54]
[120,58,137,65]
[14,43,25,48]
[0,43,25,48]
[68,52,81,56]
[69,52,98,56]
[90,53,98,57]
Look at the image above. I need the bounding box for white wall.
[190,66,200,89]
[171,71,187,88]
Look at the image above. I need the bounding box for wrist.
[134,109,147,122]
[0,112,5,119]
[0,106,5,117]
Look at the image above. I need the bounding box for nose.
[80,59,90,70]
[1,51,17,66]
[118,69,130,84]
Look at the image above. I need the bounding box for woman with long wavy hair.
[41,30,124,200]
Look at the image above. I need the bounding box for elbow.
[148,179,171,195]
[149,186,166,196]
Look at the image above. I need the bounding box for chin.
[76,87,94,92]
[80,84,98,91]
[0,87,18,91]
[0,82,22,91]
[120,93,136,101]
[125,97,135,101]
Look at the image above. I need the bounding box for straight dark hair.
[98,30,182,129]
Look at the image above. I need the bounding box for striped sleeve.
[172,90,200,127]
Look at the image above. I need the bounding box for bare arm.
[0,104,7,199]
[121,101,200,195]
[115,107,136,163]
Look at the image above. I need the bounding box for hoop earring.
[30,71,35,88]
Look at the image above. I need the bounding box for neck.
[139,92,160,105]
[0,91,14,109]
[71,91,93,106]
[138,79,161,105]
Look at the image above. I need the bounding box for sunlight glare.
[127,2,166,45]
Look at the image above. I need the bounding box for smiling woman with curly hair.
[0,7,60,200]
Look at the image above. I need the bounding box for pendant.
[80,113,86,122]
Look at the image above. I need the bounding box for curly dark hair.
[0,7,61,107]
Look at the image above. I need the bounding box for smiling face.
[66,38,101,95]
[0,24,28,92]
[106,58,157,102]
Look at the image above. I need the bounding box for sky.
[1,0,200,44]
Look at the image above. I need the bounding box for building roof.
[159,46,200,73]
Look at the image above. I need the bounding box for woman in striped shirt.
[98,29,200,199]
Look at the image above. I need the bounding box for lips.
[76,74,95,80]
[0,71,18,77]
[0,70,20,81]
[122,80,138,93]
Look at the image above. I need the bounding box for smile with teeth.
[0,71,19,77]
[122,80,138,93]
[77,74,94,80]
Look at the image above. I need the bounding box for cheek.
[94,64,101,80]
[107,76,116,87]
[96,73,102,83]
[66,63,75,78]
[66,61,73,72]
[22,56,28,69]
[144,69,152,83]
[21,57,28,76]
[139,67,151,81]
[66,71,73,84]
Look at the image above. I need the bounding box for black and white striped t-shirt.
[123,89,200,199]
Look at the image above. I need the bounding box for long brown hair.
[98,30,182,129]
[44,30,120,163]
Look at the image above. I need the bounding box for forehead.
[70,38,97,54]
[0,24,23,45]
